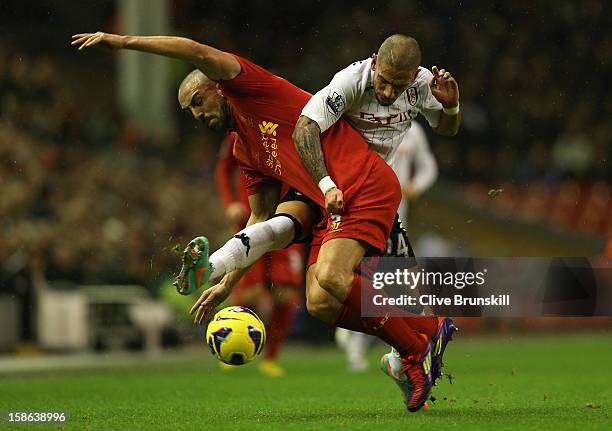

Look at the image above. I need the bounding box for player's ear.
[371,53,377,70]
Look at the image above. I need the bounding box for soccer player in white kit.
[292,34,459,392]
[296,35,457,210]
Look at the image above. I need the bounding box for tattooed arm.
[292,116,328,182]
[292,115,343,213]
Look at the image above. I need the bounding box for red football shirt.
[218,56,378,208]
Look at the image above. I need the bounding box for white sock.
[335,328,350,350]
[389,347,402,372]
[209,216,295,279]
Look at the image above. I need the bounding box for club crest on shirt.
[325,92,345,116]
[330,214,342,232]
[407,86,418,106]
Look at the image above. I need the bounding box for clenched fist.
[325,187,344,214]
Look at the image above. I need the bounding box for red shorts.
[307,158,400,268]
[235,244,305,291]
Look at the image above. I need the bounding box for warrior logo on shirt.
[407,87,418,106]
[259,121,278,136]
[325,92,345,116]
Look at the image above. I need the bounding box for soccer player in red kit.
[215,132,303,376]
[72,31,440,411]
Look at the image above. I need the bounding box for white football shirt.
[301,57,443,164]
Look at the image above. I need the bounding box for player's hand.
[324,187,344,214]
[189,275,234,324]
[71,32,125,50]
[225,202,247,225]
[429,66,459,110]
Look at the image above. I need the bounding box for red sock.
[334,292,438,339]
[404,315,439,339]
[264,302,296,361]
[340,273,427,357]
[334,304,376,335]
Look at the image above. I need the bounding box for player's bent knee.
[305,298,323,319]
[304,278,337,323]
[315,261,353,300]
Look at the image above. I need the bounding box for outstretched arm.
[292,115,343,213]
[71,32,241,80]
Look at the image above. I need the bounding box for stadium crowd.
[0,45,225,287]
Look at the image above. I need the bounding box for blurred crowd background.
[0,47,225,287]
[1,0,611,350]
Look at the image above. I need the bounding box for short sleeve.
[301,66,360,133]
[217,55,312,111]
[218,55,284,98]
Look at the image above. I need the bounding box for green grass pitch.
[1,333,611,430]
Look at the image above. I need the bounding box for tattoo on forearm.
[293,119,328,183]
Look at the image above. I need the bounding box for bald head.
[178,69,214,109]
[177,69,230,132]
[377,34,421,72]
[372,35,421,106]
